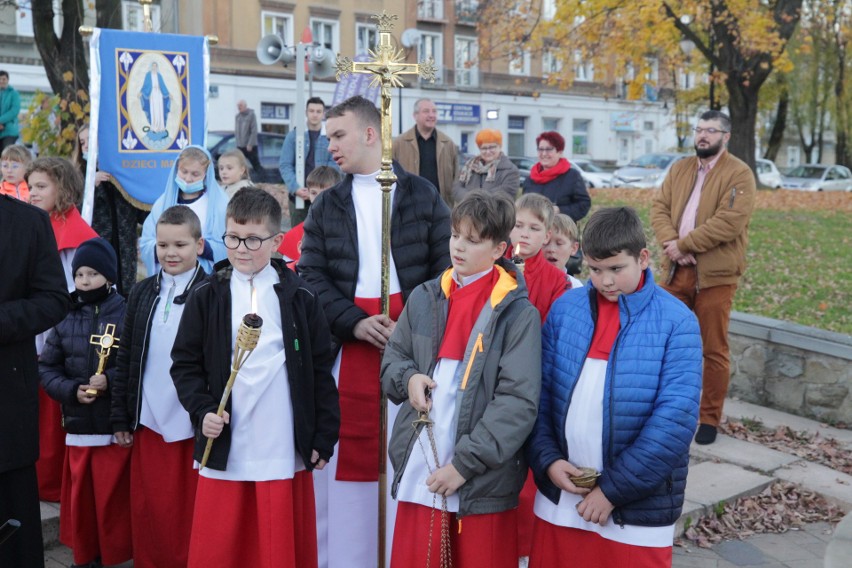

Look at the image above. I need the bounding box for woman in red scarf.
[522,131,591,222]
[27,157,98,502]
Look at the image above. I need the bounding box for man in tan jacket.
[651,110,756,445]
[392,98,458,207]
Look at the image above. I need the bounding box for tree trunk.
[725,77,759,171]
[32,0,88,132]
[96,0,123,29]
[763,86,789,162]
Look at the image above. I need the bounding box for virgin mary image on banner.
[139,62,170,138]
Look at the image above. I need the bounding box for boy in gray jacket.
[381,190,541,567]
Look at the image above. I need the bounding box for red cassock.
[59,444,132,566]
[391,501,519,568]
[529,519,672,568]
[129,427,197,568]
[187,470,317,568]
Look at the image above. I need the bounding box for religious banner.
[331,54,381,106]
[83,28,209,219]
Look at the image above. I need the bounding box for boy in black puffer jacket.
[40,237,131,568]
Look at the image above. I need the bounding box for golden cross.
[334,12,438,568]
[336,11,437,206]
[89,323,119,376]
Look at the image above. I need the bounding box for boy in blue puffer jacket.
[40,237,131,568]
[527,207,702,567]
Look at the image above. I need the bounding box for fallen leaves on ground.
[721,419,852,475]
[594,188,852,213]
[680,481,843,548]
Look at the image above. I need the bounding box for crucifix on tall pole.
[335,11,436,567]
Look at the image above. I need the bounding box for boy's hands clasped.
[547,459,614,525]
[353,314,395,350]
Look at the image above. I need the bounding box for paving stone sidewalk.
[42,399,852,567]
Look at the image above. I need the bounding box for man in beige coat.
[651,110,756,445]
[392,98,458,207]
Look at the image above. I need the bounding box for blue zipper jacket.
[527,268,702,527]
[277,126,338,194]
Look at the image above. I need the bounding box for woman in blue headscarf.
[140,145,229,275]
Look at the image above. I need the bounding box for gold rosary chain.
[414,412,453,568]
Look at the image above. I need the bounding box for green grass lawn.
[586,190,852,335]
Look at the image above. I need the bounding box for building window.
[355,23,377,55]
[787,146,801,168]
[508,115,526,157]
[542,117,560,132]
[574,51,593,82]
[509,50,531,77]
[456,1,478,24]
[455,36,478,87]
[542,50,563,77]
[418,0,443,20]
[644,121,654,131]
[123,0,161,32]
[262,11,293,44]
[572,119,590,155]
[311,18,339,53]
[419,32,443,81]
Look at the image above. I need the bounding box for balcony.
[454,67,479,88]
[456,1,478,25]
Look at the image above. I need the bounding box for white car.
[756,158,783,189]
[782,164,852,191]
[572,160,612,188]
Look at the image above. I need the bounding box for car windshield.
[627,154,675,169]
[575,161,605,173]
[207,132,228,150]
[786,166,826,179]
[512,158,536,170]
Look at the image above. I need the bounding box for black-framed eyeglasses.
[222,233,277,251]
[693,127,728,135]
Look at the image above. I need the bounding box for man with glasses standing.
[651,110,756,445]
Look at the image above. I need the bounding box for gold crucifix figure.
[336,14,437,289]
[334,11,437,568]
[87,323,119,395]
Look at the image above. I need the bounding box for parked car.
[756,158,783,189]
[782,164,852,192]
[207,130,286,184]
[611,152,689,188]
[508,156,537,187]
[572,159,612,188]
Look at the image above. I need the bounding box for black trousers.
[0,465,44,568]
[0,136,17,152]
[238,145,263,176]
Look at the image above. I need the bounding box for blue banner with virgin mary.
[83,28,209,217]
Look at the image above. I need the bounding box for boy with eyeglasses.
[171,186,340,568]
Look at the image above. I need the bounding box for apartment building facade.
[1,0,678,164]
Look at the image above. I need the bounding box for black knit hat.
[72,237,118,284]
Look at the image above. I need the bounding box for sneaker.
[694,423,717,445]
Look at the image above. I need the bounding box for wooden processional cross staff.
[335,11,437,568]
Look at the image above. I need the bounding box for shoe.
[694,424,717,445]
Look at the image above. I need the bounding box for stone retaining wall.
[728,312,852,424]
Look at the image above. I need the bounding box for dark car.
[207,130,286,184]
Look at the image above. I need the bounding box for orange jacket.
[0,179,29,201]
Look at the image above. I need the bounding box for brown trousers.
[662,266,737,426]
